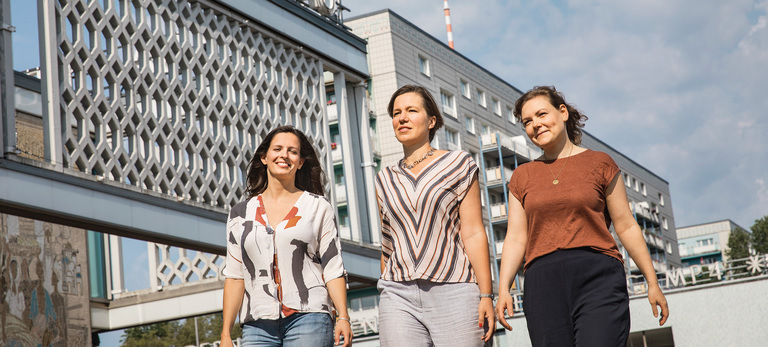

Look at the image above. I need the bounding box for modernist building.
[676,219,747,267]
[344,9,682,343]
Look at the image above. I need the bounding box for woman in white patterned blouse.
[375,85,496,346]
[221,126,352,347]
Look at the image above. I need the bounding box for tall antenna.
[443,0,454,49]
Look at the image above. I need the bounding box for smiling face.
[520,95,570,150]
[261,132,305,180]
[391,92,436,147]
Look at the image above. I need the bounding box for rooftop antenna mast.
[443,0,455,49]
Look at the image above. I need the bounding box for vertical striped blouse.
[375,150,479,283]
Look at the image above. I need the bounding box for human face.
[519,95,569,150]
[261,132,305,180]
[391,92,436,147]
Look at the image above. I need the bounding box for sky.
[342,0,768,230]
[6,0,768,345]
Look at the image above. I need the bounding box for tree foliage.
[120,313,242,347]
[726,227,751,261]
[750,215,768,254]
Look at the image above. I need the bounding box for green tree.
[120,313,242,347]
[727,227,751,260]
[750,215,768,254]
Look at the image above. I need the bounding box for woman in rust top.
[495,86,669,346]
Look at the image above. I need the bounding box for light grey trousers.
[377,279,488,347]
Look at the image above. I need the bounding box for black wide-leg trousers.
[523,248,630,347]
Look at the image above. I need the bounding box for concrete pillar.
[0,0,16,156]
[334,71,371,243]
[109,235,125,296]
[355,83,380,245]
[37,0,62,169]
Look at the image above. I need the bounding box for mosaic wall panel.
[0,214,91,346]
[54,0,328,208]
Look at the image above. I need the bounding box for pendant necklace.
[403,147,435,169]
[544,144,573,185]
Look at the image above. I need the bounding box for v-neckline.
[259,191,306,231]
[400,150,451,181]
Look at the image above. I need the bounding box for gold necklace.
[543,144,573,185]
[402,148,435,169]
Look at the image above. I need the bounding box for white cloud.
[344,0,768,229]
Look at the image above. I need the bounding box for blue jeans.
[242,312,334,347]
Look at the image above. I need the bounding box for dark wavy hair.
[245,126,327,198]
[387,84,444,142]
[513,86,588,145]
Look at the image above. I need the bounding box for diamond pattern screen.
[55,0,328,208]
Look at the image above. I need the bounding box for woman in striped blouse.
[375,85,496,346]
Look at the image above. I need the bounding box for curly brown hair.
[513,86,588,145]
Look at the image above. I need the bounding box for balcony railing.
[331,145,343,163]
[338,225,351,240]
[490,202,507,221]
[679,243,720,257]
[485,166,514,185]
[642,230,665,250]
[327,102,338,122]
[480,132,542,160]
[335,183,347,204]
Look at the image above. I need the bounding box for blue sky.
[343,0,768,230]
[7,0,768,345]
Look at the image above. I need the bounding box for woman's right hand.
[495,291,516,330]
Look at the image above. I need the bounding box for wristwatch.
[480,293,494,300]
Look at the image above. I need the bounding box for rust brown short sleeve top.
[508,149,622,270]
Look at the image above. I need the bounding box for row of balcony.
[485,166,514,186]
[631,201,660,224]
[643,229,665,250]
[679,243,720,258]
[627,257,668,274]
[490,202,507,222]
[480,132,542,161]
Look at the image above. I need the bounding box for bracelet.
[337,317,351,324]
[480,293,494,300]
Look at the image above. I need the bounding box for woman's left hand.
[335,317,353,346]
[479,297,496,342]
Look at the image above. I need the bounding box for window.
[476,88,486,107]
[480,123,490,135]
[464,115,475,134]
[460,79,470,99]
[446,128,460,150]
[507,106,516,124]
[641,183,647,196]
[659,193,665,206]
[632,178,639,191]
[696,238,714,247]
[624,173,631,187]
[492,98,501,116]
[666,241,673,254]
[418,55,430,76]
[440,89,456,117]
[662,217,669,230]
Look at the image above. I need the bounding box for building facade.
[345,9,682,343]
[676,219,746,267]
